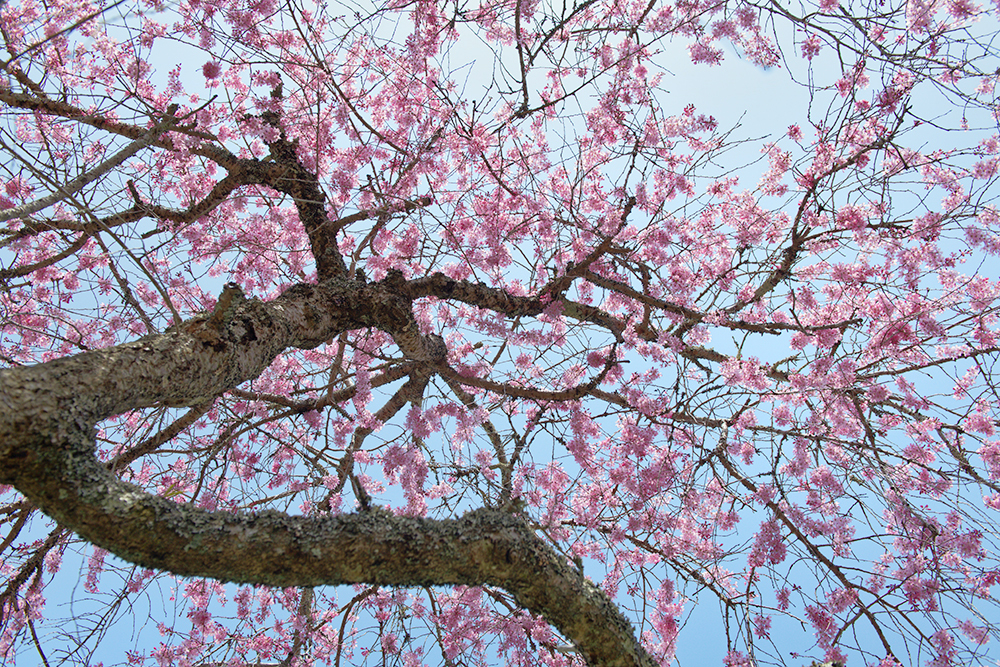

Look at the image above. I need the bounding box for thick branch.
[8,434,651,667]
[0,275,656,667]
[259,133,346,278]
[401,271,545,317]
[0,276,411,455]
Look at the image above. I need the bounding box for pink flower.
[752,613,772,638]
[202,61,221,79]
[747,518,786,566]
[801,34,822,60]
[689,40,724,66]
[724,650,751,667]
[959,619,989,644]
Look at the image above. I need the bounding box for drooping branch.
[8,432,653,667]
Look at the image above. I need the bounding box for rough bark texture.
[0,273,656,667]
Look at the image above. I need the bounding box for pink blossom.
[929,629,957,667]
[2,0,1000,664]
[84,547,108,593]
[801,34,823,60]
[959,619,989,644]
[776,587,791,610]
[201,61,221,79]
[724,650,751,667]
[752,613,772,638]
[964,401,996,435]
[747,518,786,567]
[689,40,724,66]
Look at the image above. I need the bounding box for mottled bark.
[0,273,656,667]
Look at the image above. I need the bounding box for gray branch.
[0,276,656,667]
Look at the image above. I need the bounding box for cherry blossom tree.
[1,0,1000,665]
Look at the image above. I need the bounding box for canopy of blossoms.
[1,0,999,666]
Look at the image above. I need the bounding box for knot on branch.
[423,333,448,363]
[393,325,448,364]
